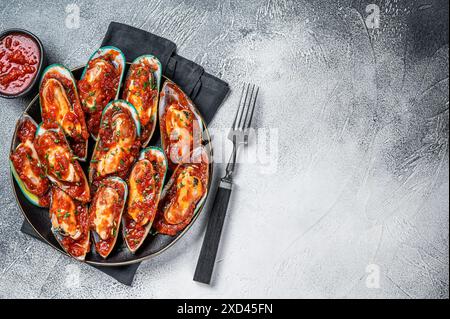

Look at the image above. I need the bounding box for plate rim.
[9,64,214,266]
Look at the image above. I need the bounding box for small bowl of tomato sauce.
[0,29,45,98]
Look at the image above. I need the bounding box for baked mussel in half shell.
[34,121,90,203]
[89,176,128,259]
[39,64,89,161]
[154,146,210,236]
[122,147,167,252]
[50,187,90,261]
[158,80,204,170]
[10,114,50,207]
[122,55,162,147]
[78,46,125,139]
[88,100,141,187]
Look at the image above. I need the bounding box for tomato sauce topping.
[39,190,51,207]
[78,51,121,137]
[123,59,158,143]
[17,117,37,143]
[0,32,40,95]
[123,151,166,250]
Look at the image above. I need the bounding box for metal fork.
[194,83,259,284]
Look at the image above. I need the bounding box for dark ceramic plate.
[10,64,213,266]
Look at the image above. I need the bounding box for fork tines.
[231,82,259,134]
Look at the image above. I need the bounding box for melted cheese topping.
[20,140,42,186]
[127,159,154,225]
[167,104,191,131]
[50,189,80,240]
[61,113,82,138]
[93,186,119,240]
[166,105,193,163]
[45,144,79,182]
[86,60,108,83]
[112,113,135,147]
[165,167,203,225]
[97,145,125,176]
[126,81,142,107]
[125,67,153,126]
[42,78,81,137]
[96,113,135,177]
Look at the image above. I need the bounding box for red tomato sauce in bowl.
[0,31,42,97]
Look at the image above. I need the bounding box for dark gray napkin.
[101,22,230,124]
[20,22,229,286]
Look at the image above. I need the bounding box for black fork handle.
[193,179,232,284]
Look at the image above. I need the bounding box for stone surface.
[0,0,448,298]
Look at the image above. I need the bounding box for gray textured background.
[0,0,448,298]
